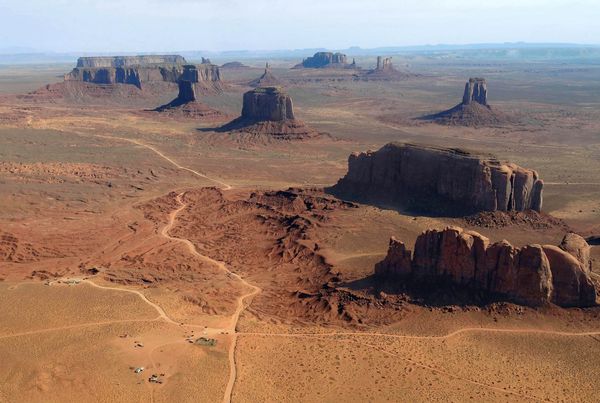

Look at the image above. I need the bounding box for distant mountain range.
[1,43,600,65]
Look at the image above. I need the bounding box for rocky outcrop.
[294,52,354,69]
[154,80,225,119]
[76,55,187,68]
[216,86,319,140]
[249,63,282,87]
[241,86,294,121]
[559,232,592,272]
[66,67,143,89]
[422,78,513,127]
[375,226,597,307]
[328,142,543,215]
[463,78,488,106]
[359,56,411,81]
[221,61,249,69]
[374,237,412,277]
[65,56,222,93]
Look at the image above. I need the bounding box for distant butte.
[358,56,413,81]
[153,80,226,119]
[421,77,514,126]
[216,86,320,140]
[64,55,223,94]
[248,63,282,87]
[293,52,357,69]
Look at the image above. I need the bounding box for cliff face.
[463,78,488,106]
[375,227,597,307]
[295,52,352,68]
[241,87,295,121]
[66,67,143,89]
[216,86,319,140]
[76,55,187,68]
[328,143,543,215]
[65,56,222,92]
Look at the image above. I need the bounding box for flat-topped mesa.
[294,52,354,69]
[65,55,222,93]
[374,227,597,307]
[463,77,488,106]
[327,142,544,215]
[241,86,295,121]
[76,55,187,68]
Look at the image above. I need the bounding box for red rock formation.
[559,232,592,272]
[65,56,222,93]
[462,78,488,106]
[217,86,320,140]
[359,56,412,81]
[153,80,226,120]
[294,52,355,69]
[249,63,282,87]
[375,226,596,307]
[374,237,412,277]
[76,55,186,68]
[423,78,514,127]
[328,143,544,215]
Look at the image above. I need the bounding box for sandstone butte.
[423,77,512,126]
[217,86,319,140]
[327,142,543,215]
[293,51,357,69]
[64,55,222,91]
[154,80,225,119]
[375,227,597,307]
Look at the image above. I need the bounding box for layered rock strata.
[422,78,512,126]
[294,52,355,69]
[217,86,319,139]
[328,142,543,215]
[375,227,597,307]
[65,55,222,92]
[154,80,224,119]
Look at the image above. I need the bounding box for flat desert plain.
[0,56,600,402]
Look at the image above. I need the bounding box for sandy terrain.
[1,57,600,401]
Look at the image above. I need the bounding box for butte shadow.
[150,80,227,120]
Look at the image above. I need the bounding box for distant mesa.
[327,142,543,216]
[64,55,223,94]
[153,80,225,119]
[293,52,357,69]
[216,86,320,140]
[421,78,513,126]
[248,63,282,87]
[221,61,250,69]
[76,55,186,68]
[375,227,597,308]
[359,56,413,81]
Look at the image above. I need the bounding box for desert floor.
[1,57,600,402]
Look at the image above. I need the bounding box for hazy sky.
[0,0,598,53]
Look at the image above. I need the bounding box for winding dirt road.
[159,192,261,403]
